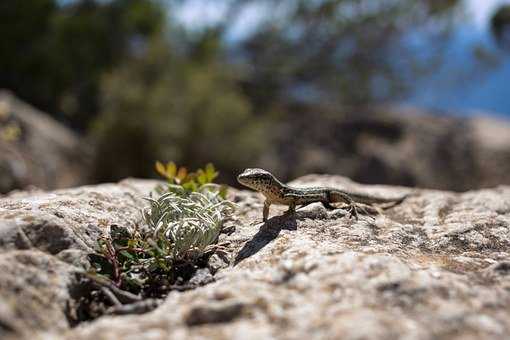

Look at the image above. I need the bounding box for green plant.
[87,162,234,305]
[90,35,266,183]
[147,162,233,259]
[143,184,234,259]
[154,161,227,197]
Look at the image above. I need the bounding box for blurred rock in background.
[3,85,510,193]
[265,105,510,191]
[0,91,90,194]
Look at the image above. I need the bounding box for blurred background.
[1,0,510,193]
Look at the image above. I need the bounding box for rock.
[0,179,158,339]
[265,105,510,191]
[0,176,509,339]
[0,250,76,334]
[0,91,90,194]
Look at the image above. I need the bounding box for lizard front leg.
[282,194,300,217]
[286,201,296,215]
[263,200,271,222]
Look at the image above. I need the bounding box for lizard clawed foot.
[346,204,380,221]
[347,204,359,220]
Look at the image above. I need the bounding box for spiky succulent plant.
[142,183,235,259]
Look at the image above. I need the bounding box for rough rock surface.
[266,106,510,191]
[1,176,509,339]
[0,179,157,337]
[0,91,90,193]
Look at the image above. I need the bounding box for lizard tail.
[329,190,411,206]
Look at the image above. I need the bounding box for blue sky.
[175,0,510,117]
[408,0,510,117]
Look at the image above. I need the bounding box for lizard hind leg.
[356,203,380,216]
[322,201,336,210]
[347,203,359,220]
[328,190,359,220]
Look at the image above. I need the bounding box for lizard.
[237,168,410,222]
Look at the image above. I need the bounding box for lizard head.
[237,168,277,191]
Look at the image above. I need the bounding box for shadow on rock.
[234,215,297,265]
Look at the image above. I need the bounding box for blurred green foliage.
[229,0,460,109]
[0,0,465,183]
[91,35,266,182]
[0,0,163,129]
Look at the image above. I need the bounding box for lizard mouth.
[237,169,262,189]
[237,173,253,188]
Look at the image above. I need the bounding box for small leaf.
[166,161,177,179]
[205,163,215,174]
[119,250,135,260]
[205,163,218,182]
[155,161,166,177]
[196,169,207,185]
[182,180,198,192]
[167,184,185,195]
[127,239,138,248]
[176,167,188,182]
[219,185,228,199]
[88,254,114,276]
